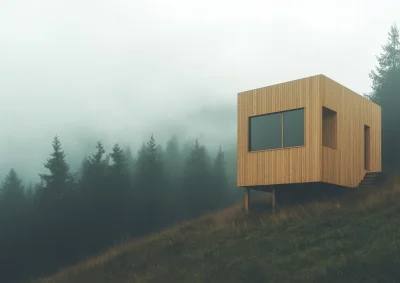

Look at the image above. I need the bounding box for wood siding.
[321,76,381,187]
[237,75,323,187]
[237,74,381,188]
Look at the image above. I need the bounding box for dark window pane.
[283,109,304,147]
[249,113,282,151]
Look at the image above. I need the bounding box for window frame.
[322,106,338,149]
[248,107,305,152]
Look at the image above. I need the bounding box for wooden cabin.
[237,74,382,212]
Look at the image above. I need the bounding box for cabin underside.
[242,172,381,213]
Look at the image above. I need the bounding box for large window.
[322,107,337,149]
[249,108,305,151]
[283,109,305,147]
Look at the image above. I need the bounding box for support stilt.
[245,188,250,214]
[272,187,276,215]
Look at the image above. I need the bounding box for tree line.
[0,134,241,283]
[366,24,400,173]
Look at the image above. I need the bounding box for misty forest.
[1,15,400,283]
[0,132,243,282]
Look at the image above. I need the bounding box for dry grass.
[32,178,400,283]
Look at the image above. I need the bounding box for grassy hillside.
[32,182,400,283]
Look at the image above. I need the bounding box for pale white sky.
[0,0,399,184]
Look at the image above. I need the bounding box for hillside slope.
[33,184,400,283]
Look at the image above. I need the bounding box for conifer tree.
[0,169,25,200]
[107,143,130,236]
[124,145,136,175]
[89,141,106,166]
[110,144,126,173]
[368,24,400,104]
[367,24,400,170]
[38,136,72,203]
[80,141,108,199]
[0,169,29,282]
[25,181,34,202]
[182,138,212,217]
[212,146,229,208]
[164,135,182,186]
[0,169,27,219]
[134,134,165,229]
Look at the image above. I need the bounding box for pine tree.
[80,141,108,196]
[25,181,34,202]
[0,169,26,215]
[182,138,212,217]
[38,136,72,202]
[164,135,182,186]
[0,169,29,281]
[0,169,28,245]
[367,24,400,170]
[109,143,130,200]
[124,145,136,174]
[77,141,110,248]
[88,141,106,166]
[147,134,158,164]
[212,146,229,208]
[107,143,130,237]
[110,143,126,173]
[0,169,25,199]
[224,144,242,204]
[134,134,165,229]
[136,134,164,179]
[367,24,400,104]
[162,135,184,219]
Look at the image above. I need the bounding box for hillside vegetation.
[32,181,400,283]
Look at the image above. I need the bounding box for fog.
[1,0,399,184]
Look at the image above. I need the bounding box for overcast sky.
[0,0,399,184]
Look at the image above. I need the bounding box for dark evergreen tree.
[164,135,182,185]
[107,143,131,239]
[38,136,72,203]
[0,169,30,283]
[134,134,165,231]
[80,141,108,192]
[124,145,136,175]
[0,169,27,225]
[25,181,34,201]
[224,144,242,204]
[89,141,106,165]
[0,169,25,201]
[211,146,230,208]
[110,143,123,166]
[163,135,184,219]
[367,24,400,103]
[367,24,400,171]
[79,141,109,231]
[182,138,212,217]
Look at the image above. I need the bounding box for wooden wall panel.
[237,75,323,187]
[321,76,382,187]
